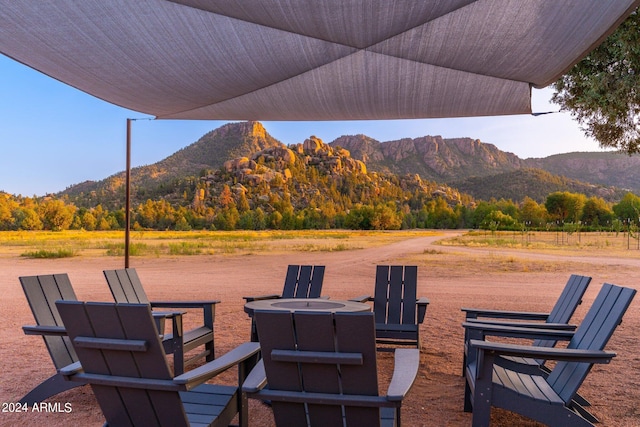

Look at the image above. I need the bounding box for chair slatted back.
[255,311,381,426]
[548,283,636,403]
[546,274,591,323]
[535,274,591,348]
[20,274,78,369]
[373,265,418,326]
[281,265,325,299]
[104,268,150,304]
[56,301,188,427]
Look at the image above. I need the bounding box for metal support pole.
[125,119,131,268]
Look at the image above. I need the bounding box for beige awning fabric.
[1,0,638,120]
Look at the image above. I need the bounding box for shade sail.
[1,0,638,120]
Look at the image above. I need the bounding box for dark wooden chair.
[243,265,325,341]
[243,265,325,302]
[351,265,429,349]
[461,274,592,375]
[243,310,419,426]
[103,268,218,375]
[464,283,636,427]
[56,300,260,427]
[19,274,83,404]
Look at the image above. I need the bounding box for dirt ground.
[0,230,638,426]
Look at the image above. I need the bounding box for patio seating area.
[3,3,640,425]
[6,251,637,427]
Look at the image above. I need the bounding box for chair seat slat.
[74,336,148,352]
[271,349,363,365]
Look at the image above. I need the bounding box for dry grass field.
[0,230,638,426]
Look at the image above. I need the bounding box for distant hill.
[451,169,625,203]
[525,152,640,192]
[59,121,640,210]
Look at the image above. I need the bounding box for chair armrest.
[152,310,185,318]
[149,300,220,308]
[22,324,67,336]
[349,295,372,303]
[242,359,267,393]
[174,342,260,388]
[464,318,576,330]
[59,361,83,377]
[387,349,420,401]
[469,339,616,364]
[416,297,429,324]
[151,302,217,333]
[242,294,281,303]
[461,307,549,321]
[462,322,575,341]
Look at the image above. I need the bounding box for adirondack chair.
[103,268,218,375]
[462,274,591,324]
[243,310,419,427]
[19,274,83,404]
[243,265,325,302]
[461,274,592,375]
[56,300,260,427]
[351,265,429,349]
[243,264,325,341]
[464,283,636,427]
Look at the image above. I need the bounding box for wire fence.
[467,229,640,250]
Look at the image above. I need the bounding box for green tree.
[344,205,375,230]
[213,207,239,230]
[12,207,43,230]
[613,192,640,223]
[81,210,97,231]
[552,10,640,154]
[174,215,192,231]
[38,199,76,230]
[236,191,250,213]
[581,196,614,228]
[371,203,402,230]
[425,198,458,229]
[238,211,255,230]
[471,201,496,228]
[519,197,548,227]
[253,208,266,230]
[480,210,518,230]
[0,194,18,230]
[545,192,585,223]
[268,211,283,229]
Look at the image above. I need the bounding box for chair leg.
[19,373,80,405]
[203,304,215,361]
[472,406,491,427]
[205,334,215,362]
[173,340,184,376]
[470,351,494,427]
[250,318,259,342]
[570,401,599,424]
[573,393,592,407]
[464,379,473,413]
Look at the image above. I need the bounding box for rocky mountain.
[62,121,283,208]
[330,134,640,195]
[330,134,524,181]
[59,121,640,210]
[200,134,462,214]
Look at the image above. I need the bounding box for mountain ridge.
[59,121,639,209]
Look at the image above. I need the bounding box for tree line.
[2,190,640,232]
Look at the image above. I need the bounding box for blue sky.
[1,54,605,197]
